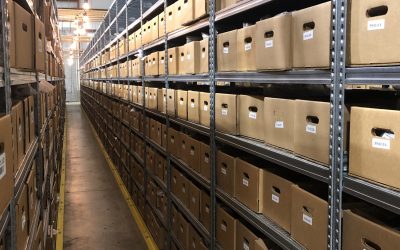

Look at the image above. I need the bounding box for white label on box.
[368,19,385,31]
[203,105,208,111]
[205,206,209,213]
[38,39,43,53]
[179,100,184,105]
[190,149,194,156]
[242,178,249,187]
[306,124,317,134]
[303,30,314,40]
[243,242,250,250]
[182,187,186,193]
[265,40,273,48]
[221,167,227,175]
[161,59,164,64]
[272,194,280,204]
[372,138,390,150]
[31,111,34,123]
[249,111,257,119]
[190,102,195,108]
[244,43,252,51]
[192,197,196,203]
[275,121,284,129]
[202,52,205,58]
[181,56,184,62]
[22,213,26,230]
[221,108,228,116]
[204,157,209,163]
[303,213,313,225]
[153,61,156,65]
[169,58,173,62]
[0,153,6,179]
[187,54,191,60]
[223,47,229,54]
[221,223,227,232]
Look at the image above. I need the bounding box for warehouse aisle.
[63,104,148,250]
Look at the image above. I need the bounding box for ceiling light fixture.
[83,0,90,10]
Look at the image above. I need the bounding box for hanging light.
[83,0,90,10]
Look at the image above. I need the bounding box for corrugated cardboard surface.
[291,185,328,250]
[177,90,188,120]
[294,100,330,165]
[28,96,35,145]
[255,12,292,71]
[264,98,295,151]
[194,0,209,21]
[235,158,264,213]
[167,128,179,157]
[158,13,165,37]
[292,2,331,68]
[216,150,235,196]
[8,1,15,67]
[185,41,201,74]
[26,165,37,233]
[168,47,179,74]
[200,191,211,232]
[188,182,201,220]
[239,95,264,140]
[188,91,200,123]
[15,102,25,171]
[35,17,45,72]
[151,15,159,41]
[0,115,14,216]
[343,209,400,250]
[216,93,239,134]
[199,38,209,74]
[178,133,189,164]
[237,25,257,71]
[178,45,186,74]
[236,221,268,250]
[14,2,33,69]
[157,88,166,113]
[216,206,236,250]
[187,137,201,173]
[349,107,400,189]
[178,212,189,249]
[221,0,237,10]
[16,185,29,250]
[11,105,18,174]
[349,0,400,66]
[167,89,176,116]
[200,142,210,180]
[159,51,166,75]
[199,92,210,127]
[180,0,194,24]
[217,30,238,72]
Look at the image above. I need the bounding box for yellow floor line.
[56,120,67,250]
[85,111,158,250]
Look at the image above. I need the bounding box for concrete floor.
[63,104,148,250]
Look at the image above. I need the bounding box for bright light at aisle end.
[83,2,90,10]
[68,58,74,66]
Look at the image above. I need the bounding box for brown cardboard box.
[159,51,166,75]
[158,88,167,113]
[11,105,19,174]
[0,115,14,216]
[291,185,328,250]
[216,93,239,134]
[15,102,25,171]
[343,209,400,250]
[200,191,211,232]
[174,0,183,29]
[178,45,186,74]
[119,38,126,57]
[262,171,294,233]
[292,2,331,68]
[150,52,159,76]
[166,4,176,33]
[188,182,201,220]
[171,205,179,236]
[158,13,165,38]
[7,0,15,67]
[187,91,200,123]
[181,0,194,24]
[178,213,189,249]
[200,142,210,180]
[185,41,201,74]
[199,38,209,74]
[221,0,237,9]
[217,30,238,72]
[35,17,46,72]
[155,153,166,182]
[161,124,167,149]
[236,221,268,250]
[349,0,400,66]
[294,100,330,165]
[188,224,206,250]
[13,2,34,70]
[255,12,292,71]
[167,89,176,116]
[16,185,29,250]
[216,206,236,250]
[168,47,179,74]
[349,107,400,189]
[264,98,295,151]
[150,88,158,110]
[172,168,182,197]
[135,30,142,49]
[176,90,188,120]
[237,25,257,71]
[199,92,210,127]
[128,33,135,52]
[178,133,189,164]
[167,128,179,157]
[151,16,159,42]
[131,85,138,103]
[187,137,201,173]
[216,150,235,196]
[28,96,35,144]
[239,95,264,140]
[26,165,37,233]
[235,158,264,213]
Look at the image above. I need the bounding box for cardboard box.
[216,150,235,196]
[178,213,189,249]
[216,93,239,134]
[178,45,186,74]
[159,51,166,75]
[35,17,45,72]
[172,167,182,197]
[166,4,176,33]
[131,85,138,103]
[11,105,19,174]
[185,41,201,74]
[343,209,400,250]
[149,52,159,76]
[174,0,184,29]
[167,89,176,116]
[200,191,211,232]
[199,142,210,180]
[155,153,166,182]
[16,185,29,250]
[199,38,209,74]
[13,2,34,70]
[291,185,328,250]
[151,16,159,42]
[221,0,237,9]
[235,158,264,213]
[128,33,135,52]
[158,88,167,113]
[119,38,126,56]
[188,224,207,250]
[187,137,201,173]
[168,47,179,74]
[135,30,142,48]
[176,90,188,120]
[255,12,292,71]
[292,2,331,68]
[349,107,400,189]
[178,133,189,164]
[236,221,268,250]
[237,25,256,71]
[180,0,194,24]
[349,0,400,66]
[187,91,200,123]
[28,96,35,144]
[171,205,179,236]
[199,92,210,127]
[216,206,236,250]
[26,165,37,232]
[7,0,15,67]
[15,102,25,171]
[294,100,330,165]
[158,13,165,38]
[194,0,213,20]
[0,115,14,216]
[239,95,264,140]
[149,88,158,110]
[264,98,295,151]
[167,128,179,157]
[217,30,237,72]
[188,182,201,220]
[262,171,294,233]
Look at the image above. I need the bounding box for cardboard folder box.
[236,222,269,250]
[119,38,126,57]
[11,105,19,173]
[216,206,236,250]
[167,128,180,157]
[187,137,201,173]
[174,0,184,29]
[150,51,160,76]
[159,51,166,75]
[292,1,331,68]
[239,95,264,140]
[168,47,179,74]
[172,167,182,197]
[0,115,14,216]
[157,88,166,113]
[158,13,165,37]
[167,88,176,116]
[185,41,201,74]
[189,224,207,250]
[35,17,46,72]
[28,96,35,144]
[221,0,237,10]
[128,33,135,52]
[216,150,235,196]
[237,25,257,71]
[199,92,210,127]
[217,30,238,72]
[135,30,142,48]
[188,182,201,220]
[343,209,400,250]
[180,0,194,24]
[130,85,138,103]
[16,185,29,250]
[187,91,200,123]
[178,213,189,249]
[176,90,188,120]
[216,93,239,134]
[200,142,210,180]
[166,3,176,33]
[151,15,159,42]
[178,45,186,74]
[199,38,209,74]
[178,133,190,164]
[235,158,264,213]
[179,174,190,207]
[200,191,211,233]
[264,98,295,151]
[14,102,25,171]
[349,107,400,189]
[349,0,400,66]
[26,165,37,232]
[255,12,292,71]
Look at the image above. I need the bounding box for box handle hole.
[264,31,274,38]
[243,172,249,179]
[371,128,394,139]
[223,42,229,48]
[306,115,319,124]
[221,103,228,109]
[303,21,315,31]
[362,238,381,250]
[272,186,280,194]
[244,37,252,43]
[366,5,388,17]
[248,106,258,112]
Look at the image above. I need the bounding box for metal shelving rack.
[0,0,66,249]
[79,0,400,249]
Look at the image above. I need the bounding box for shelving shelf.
[0,208,10,238]
[346,67,400,85]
